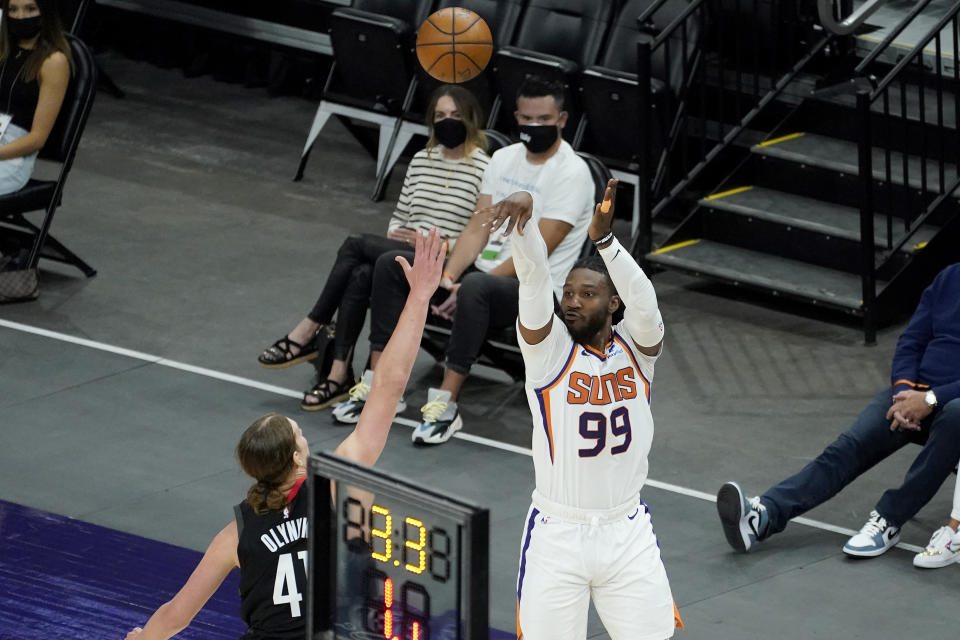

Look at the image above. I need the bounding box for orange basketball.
[416,7,493,84]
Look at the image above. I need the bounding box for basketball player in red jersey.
[125,229,446,640]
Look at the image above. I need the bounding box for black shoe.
[301,376,352,411]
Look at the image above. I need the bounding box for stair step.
[699,185,938,251]
[751,132,960,194]
[647,239,873,311]
[817,81,959,130]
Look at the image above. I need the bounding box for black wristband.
[593,230,615,247]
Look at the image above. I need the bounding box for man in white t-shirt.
[333,77,594,445]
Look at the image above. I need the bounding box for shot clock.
[308,452,489,640]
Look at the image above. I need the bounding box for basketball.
[416,7,493,84]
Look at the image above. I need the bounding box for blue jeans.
[0,123,37,196]
[761,388,960,534]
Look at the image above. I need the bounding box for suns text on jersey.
[566,368,637,405]
[260,516,309,553]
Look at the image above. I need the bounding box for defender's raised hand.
[395,228,447,300]
[475,190,534,236]
[589,178,619,243]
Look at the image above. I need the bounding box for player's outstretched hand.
[589,178,619,242]
[125,628,143,639]
[475,190,533,236]
[395,228,446,301]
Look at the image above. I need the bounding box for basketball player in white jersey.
[478,180,682,640]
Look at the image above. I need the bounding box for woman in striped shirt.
[258,84,489,409]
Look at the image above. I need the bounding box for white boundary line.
[0,318,925,554]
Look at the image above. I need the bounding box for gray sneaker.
[411,388,462,445]
[331,369,406,424]
[842,510,900,557]
[717,481,768,552]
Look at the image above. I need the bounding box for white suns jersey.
[519,320,658,510]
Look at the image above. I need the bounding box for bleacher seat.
[293,0,434,184]
[578,0,702,236]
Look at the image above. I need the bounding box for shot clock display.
[308,452,489,640]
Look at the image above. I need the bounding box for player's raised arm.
[475,191,555,345]
[591,179,664,356]
[334,228,446,466]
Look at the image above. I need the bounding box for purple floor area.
[0,499,245,639]
[0,500,513,640]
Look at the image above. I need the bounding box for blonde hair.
[424,84,487,156]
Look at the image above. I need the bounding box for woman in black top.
[125,230,447,639]
[0,0,71,195]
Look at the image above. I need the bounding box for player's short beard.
[564,309,609,346]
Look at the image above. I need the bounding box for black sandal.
[301,377,353,411]
[258,332,320,369]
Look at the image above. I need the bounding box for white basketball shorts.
[515,492,676,640]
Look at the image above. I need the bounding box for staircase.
[637,0,960,343]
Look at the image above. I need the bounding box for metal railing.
[633,0,832,255]
[817,0,886,36]
[856,1,960,342]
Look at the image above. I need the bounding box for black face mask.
[7,16,43,43]
[519,124,560,153]
[433,117,467,149]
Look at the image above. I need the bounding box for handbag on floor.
[0,250,39,303]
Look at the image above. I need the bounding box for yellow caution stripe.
[651,239,700,255]
[704,186,753,201]
[755,132,804,148]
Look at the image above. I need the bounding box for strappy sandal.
[258,332,320,369]
[301,377,353,411]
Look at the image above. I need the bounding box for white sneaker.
[331,369,406,424]
[913,526,960,569]
[842,510,901,557]
[411,388,462,445]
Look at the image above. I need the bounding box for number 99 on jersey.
[308,452,489,640]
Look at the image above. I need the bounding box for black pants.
[369,250,520,375]
[307,234,407,363]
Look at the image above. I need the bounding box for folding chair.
[578,0,702,236]
[293,0,434,185]
[0,35,98,278]
[59,0,91,34]
[369,0,525,201]
[483,128,514,155]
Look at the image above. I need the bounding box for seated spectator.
[717,263,960,559]
[332,76,595,446]
[0,0,71,196]
[257,84,488,410]
[913,467,960,568]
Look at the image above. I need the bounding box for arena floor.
[0,47,958,639]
